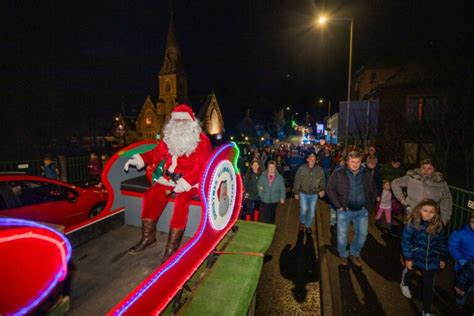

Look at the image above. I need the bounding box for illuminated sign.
[208,160,237,230]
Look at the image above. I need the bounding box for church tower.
[156,10,189,129]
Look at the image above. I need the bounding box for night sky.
[1,0,472,147]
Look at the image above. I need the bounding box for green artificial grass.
[179,220,275,316]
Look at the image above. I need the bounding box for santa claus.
[124,104,212,261]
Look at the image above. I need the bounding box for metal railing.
[65,157,89,183]
[0,157,90,184]
[0,160,44,176]
[448,185,474,235]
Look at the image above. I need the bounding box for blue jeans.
[299,192,318,228]
[337,208,368,258]
[323,167,331,182]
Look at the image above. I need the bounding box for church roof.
[197,91,215,121]
[137,96,157,117]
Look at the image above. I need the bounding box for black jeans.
[402,268,436,313]
[261,202,278,224]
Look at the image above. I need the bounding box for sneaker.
[339,257,348,266]
[350,256,363,267]
[421,312,434,316]
[400,282,412,299]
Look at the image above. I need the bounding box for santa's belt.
[165,170,183,182]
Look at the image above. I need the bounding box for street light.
[318,98,332,119]
[316,15,354,148]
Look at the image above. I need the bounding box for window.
[9,181,77,207]
[0,182,9,210]
[145,116,152,126]
[406,96,440,121]
[165,81,171,93]
[369,71,377,84]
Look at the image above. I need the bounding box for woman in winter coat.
[243,159,263,221]
[392,159,452,224]
[400,199,448,316]
[257,160,286,224]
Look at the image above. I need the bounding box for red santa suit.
[139,106,212,230]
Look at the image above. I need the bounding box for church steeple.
[156,1,189,128]
[159,4,184,75]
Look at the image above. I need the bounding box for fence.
[448,185,474,235]
[1,158,473,230]
[65,157,90,183]
[0,157,90,184]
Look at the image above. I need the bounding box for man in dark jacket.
[327,151,376,267]
[363,155,383,196]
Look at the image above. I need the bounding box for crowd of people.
[240,140,473,315]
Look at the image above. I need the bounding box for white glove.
[174,178,192,193]
[174,183,186,193]
[123,154,145,171]
[155,176,176,187]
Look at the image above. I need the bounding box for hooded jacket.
[391,169,452,223]
[449,224,474,271]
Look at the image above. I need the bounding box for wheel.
[88,203,105,219]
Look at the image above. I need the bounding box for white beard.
[163,119,202,157]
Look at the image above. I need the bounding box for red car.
[0,174,107,228]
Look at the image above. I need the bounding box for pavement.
[255,198,321,315]
[316,201,474,316]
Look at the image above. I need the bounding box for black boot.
[161,227,185,263]
[128,218,157,255]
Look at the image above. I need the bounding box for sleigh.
[0,141,275,315]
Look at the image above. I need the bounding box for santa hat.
[171,104,195,121]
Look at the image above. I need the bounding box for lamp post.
[319,98,332,119]
[317,16,354,149]
[319,98,332,143]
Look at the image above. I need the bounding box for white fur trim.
[168,156,178,173]
[163,119,201,157]
[133,154,145,169]
[156,176,176,187]
[171,112,193,121]
[177,178,192,191]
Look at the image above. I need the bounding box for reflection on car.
[0,174,107,228]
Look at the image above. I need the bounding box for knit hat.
[171,104,195,121]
